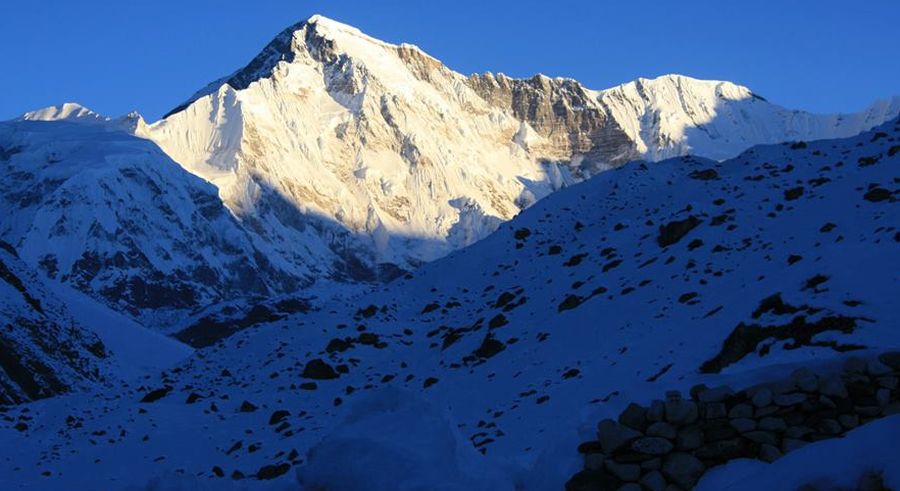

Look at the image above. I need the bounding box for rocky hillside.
[2,109,895,489]
[0,241,106,405]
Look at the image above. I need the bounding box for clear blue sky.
[1,0,897,121]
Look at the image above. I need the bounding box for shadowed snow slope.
[2,112,896,489]
[0,120,336,326]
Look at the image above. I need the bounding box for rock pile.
[566,352,900,490]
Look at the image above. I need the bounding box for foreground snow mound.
[297,388,513,491]
[696,415,900,491]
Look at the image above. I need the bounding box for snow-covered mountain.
[3,107,896,489]
[140,14,899,276]
[0,119,319,326]
[6,15,896,328]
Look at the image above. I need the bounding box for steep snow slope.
[3,114,896,489]
[142,15,899,277]
[0,119,325,326]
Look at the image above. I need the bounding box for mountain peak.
[305,14,352,30]
[19,102,108,123]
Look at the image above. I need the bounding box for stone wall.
[566,352,900,491]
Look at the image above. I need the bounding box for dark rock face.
[567,353,900,490]
[0,246,106,405]
[467,73,640,174]
[255,462,291,480]
[301,359,339,380]
[657,216,701,247]
[702,294,864,374]
[174,299,311,348]
[139,386,172,403]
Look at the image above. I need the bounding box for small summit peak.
[301,14,359,36]
[19,103,109,124]
[305,13,334,25]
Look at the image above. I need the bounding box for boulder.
[728,403,753,419]
[605,460,640,482]
[662,452,705,489]
[619,403,648,431]
[597,419,641,454]
[646,422,677,440]
[577,441,604,454]
[759,444,782,463]
[884,402,900,416]
[694,438,745,462]
[584,452,605,471]
[878,351,900,370]
[782,438,808,453]
[878,376,898,390]
[751,388,773,407]
[630,437,674,456]
[844,357,867,374]
[640,470,668,491]
[565,469,620,491]
[877,388,891,407]
[743,431,777,445]
[647,400,665,422]
[701,420,738,441]
[676,425,704,451]
[729,418,756,433]
[856,406,882,417]
[784,426,814,439]
[818,375,848,398]
[754,405,779,418]
[704,402,727,420]
[790,368,818,392]
[665,393,698,425]
[301,359,339,380]
[268,410,290,425]
[818,395,837,409]
[774,393,806,406]
[758,417,787,432]
[867,359,893,377]
[697,385,734,403]
[838,414,859,429]
[256,463,291,480]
